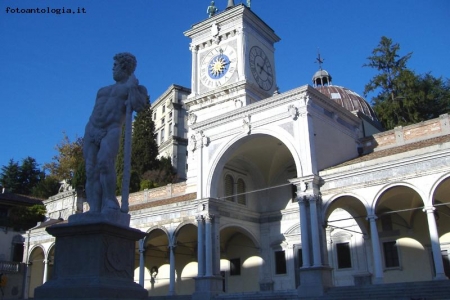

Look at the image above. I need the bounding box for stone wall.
[118,182,188,208]
[362,114,450,152]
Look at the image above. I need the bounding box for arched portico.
[219,225,262,293]
[323,195,371,286]
[372,184,446,283]
[207,130,302,200]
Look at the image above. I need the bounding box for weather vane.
[315,49,324,70]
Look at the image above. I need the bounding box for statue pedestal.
[34,217,147,300]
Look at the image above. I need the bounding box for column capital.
[189,43,198,52]
[423,206,436,213]
[289,175,322,201]
[195,215,204,222]
[366,214,378,221]
[205,213,215,222]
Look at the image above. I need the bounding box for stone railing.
[0,261,20,273]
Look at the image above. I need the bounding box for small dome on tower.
[312,69,332,87]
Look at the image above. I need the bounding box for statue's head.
[113,52,137,77]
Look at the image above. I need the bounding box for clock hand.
[257,63,272,77]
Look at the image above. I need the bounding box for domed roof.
[315,85,379,121]
[312,69,332,86]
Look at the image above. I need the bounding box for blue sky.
[1,0,449,171]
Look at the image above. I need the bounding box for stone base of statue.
[34,212,147,300]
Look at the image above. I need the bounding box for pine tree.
[364,36,450,130]
[0,159,21,192]
[131,103,159,177]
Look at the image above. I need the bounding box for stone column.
[196,215,205,277]
[298,197,311,267]
[169,243,177,295]
[367,215,383,284]
[190,44,198,96]
[205,214,214,277]
[42,259,49,284]
[309,195,322,267]
[139,238,146,287]
[423,206,447,280]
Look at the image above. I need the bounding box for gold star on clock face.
[209,56,227,76]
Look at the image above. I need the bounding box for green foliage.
[8,204,46,231]
[44,132,84,184]
[364,36,450,130]
[131,103,159,175]
[31,176,60,199]
[0,157,43,195]
[0,159,21,192]
[141,156,178,188]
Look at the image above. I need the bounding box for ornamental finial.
[227,0,235,9]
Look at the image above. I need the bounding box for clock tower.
[184,3,280,123]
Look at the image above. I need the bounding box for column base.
[297,266,332,298]
[34,220,147,299]
[434,273,449,281]
[192,276,223,300]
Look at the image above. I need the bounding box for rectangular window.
[230,258,241,276]
[297,248,303,268]
[275,250,287,274]
[383,241,399,268]
[161,129,165,143]
[169,123,172,136]
[161,117,165,125]
[162,105,165,113]
[153,113,156,120]
[336,242,352,269]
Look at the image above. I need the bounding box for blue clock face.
[208,54,231,79]
[200,46,237,89]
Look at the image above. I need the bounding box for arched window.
[224,175,234,201]
[237,178,246,205]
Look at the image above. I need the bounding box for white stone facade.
[23,4,450,299]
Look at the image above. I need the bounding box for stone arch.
[144,225,170,244]
[173,219,197,245]
[207,128,302,199]
[429,172,450,206]
[371,182,426,212]
[219,223,260,250]
[323,193,370,235]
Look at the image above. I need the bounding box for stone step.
[321,280,450,300]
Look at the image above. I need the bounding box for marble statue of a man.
[83,52,147,214]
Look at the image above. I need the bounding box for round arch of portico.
[323,192,371,235]
[144,225,170,245]
[46,242,56,258]
[207,127,303,198]
[173,219,197,245]
[323,192,370,218]
[28,244,45,259]
[219,223,261,250]
[370,182,427,215]
[428,172,450,207]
